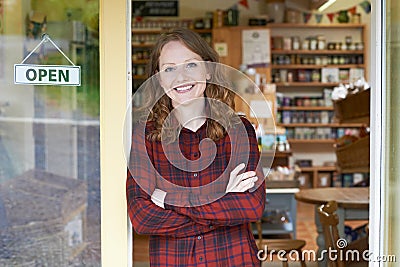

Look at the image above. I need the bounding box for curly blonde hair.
[135,28,239,142]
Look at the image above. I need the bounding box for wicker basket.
[334,89,370,123]
[336,135,370,172]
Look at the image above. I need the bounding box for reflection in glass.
[0,1,100,265]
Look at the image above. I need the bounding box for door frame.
[99,0,131,266]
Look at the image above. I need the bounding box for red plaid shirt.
[127,117,266,266]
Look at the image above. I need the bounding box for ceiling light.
[318,0,336,12]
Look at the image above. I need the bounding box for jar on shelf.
[311,70,320,82]
[283,37,292,50]
[351,13,361,24]
[292,36,300,50]
[317,36,326,50]
[327,42,336,50]
[309,37,317,50]
[345,36,352,45]
[302,39,310,50]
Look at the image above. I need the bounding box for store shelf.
[298,165,338,188]
[300,166,337,172]
[132,59,148,64]
[131,43,154,48]
[268,23,366,29]
[132,28,212,34]
[288,139,336,144]
[278,106,334,111]
[271,50,364,55]
[278,123,363,128]
[275,82,340,87]
[271,64,365,69]
[133,75,147,80]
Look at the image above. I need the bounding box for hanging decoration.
[238,0,249,9]
[348,6,357,15]
[359,0,371,14]
[326,13,335,23]
[315,13,323,24]
[303,13,312,24]
[296,0,371,24]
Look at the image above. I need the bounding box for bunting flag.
[238,0,249,9]
[326,13,335,23]
[315,13,323,24]
[359,0,371,14]
[298,0,371,24]
[348,6,357,15]
[303,13,312,23]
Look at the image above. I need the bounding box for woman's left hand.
[225,163,258,193]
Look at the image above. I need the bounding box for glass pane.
[386,0,400,258]
[0,1,100,266]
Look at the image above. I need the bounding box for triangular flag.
[239,0,249,9]
[315,14,323,24]
[327,13,335,23]
[303,13,312,23]
[348,6,357,15]
[359,0,371,14]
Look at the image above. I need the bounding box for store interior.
[132,0,371,266]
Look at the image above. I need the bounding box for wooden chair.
[255,220,306,267]
[318,201,368,267]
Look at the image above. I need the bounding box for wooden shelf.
[271,50,364,55]
[262,150,293,157]
[278,123,363,128]
[132,28,212,34]
[288,139,336,144]
[267,23,365,29]
[275,82,340,87]
[278,106,334,111]
[132,59,147,64]
[271,64,365,69]
[133,75,147,80]
[298,165,338,188]
[300,166,337,172]
[132,43,154,48]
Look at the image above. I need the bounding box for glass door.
[0,1,100,265]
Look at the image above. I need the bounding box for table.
[295,187,369,266]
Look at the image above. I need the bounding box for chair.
[318,201,368,267]
[255,220,307,267]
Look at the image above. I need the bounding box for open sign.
[14,64,81,86]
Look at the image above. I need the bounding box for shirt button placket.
[196,235,205,266]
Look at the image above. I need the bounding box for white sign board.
[242,29,270,67]
[14,64,81,86]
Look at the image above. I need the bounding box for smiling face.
[158,41,210,108]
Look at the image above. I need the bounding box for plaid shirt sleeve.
[167,118,266,226]
[126,123,213,238]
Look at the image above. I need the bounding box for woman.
[127,28,266,266]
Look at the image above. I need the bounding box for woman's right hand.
[225,163,258,193]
